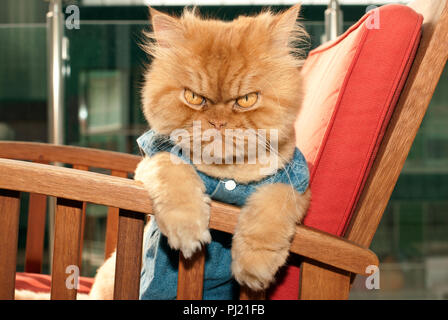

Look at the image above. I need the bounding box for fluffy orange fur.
[135,4,310,292]
[15,4,311,300]
[141,4,308,182]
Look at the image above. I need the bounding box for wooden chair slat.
[104,207,119,260]
[24,192,47,273]
[239,286,266,300]
[24,160,50,273]
[50,198,83,300]
[298,261,351,300]
[105,170,128,260]
[177,248,206,300]
[113,209,145,300]
[0,189,21,300]
[72,164,89,270]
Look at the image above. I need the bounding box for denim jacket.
[137,130,309,299]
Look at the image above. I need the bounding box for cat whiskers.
[254,131,302,216]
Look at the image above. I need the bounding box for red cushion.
[269,4,423,299]
[15,272,94,295]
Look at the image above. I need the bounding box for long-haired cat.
[16,3,310,300]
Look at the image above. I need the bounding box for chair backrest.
[298,0,448,300]
[345,0,448,246]
[276,0,448,300]
[0,142,140,273]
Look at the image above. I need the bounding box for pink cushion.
[269,4,423,299]
[15,272,94,295]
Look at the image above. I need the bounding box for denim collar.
[137,130,309,206]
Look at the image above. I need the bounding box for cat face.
[141,5,307,162]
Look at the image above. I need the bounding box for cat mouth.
[170,125,278,166]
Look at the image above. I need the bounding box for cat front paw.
[156,195,211,259]
[164,215,211,259]
[231,234,289,291]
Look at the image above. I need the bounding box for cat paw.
[231,235,289,291]
[156,196,211,259]
[165,217,211,259]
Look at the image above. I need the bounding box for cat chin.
[194,138,296,183]
[194,160,282,184]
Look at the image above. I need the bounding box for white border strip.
[83,0,411,6]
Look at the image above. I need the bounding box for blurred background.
[0,0,447,299]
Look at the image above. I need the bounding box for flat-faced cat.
[15,4,311,300]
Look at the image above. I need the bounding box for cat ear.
[271,3,302,48]
[149,7,183,48]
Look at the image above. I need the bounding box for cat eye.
[184,89,205,107]
[235,93,258,110]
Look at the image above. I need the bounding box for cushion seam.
[309,13,371,56]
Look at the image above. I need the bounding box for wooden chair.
[0,142,141,299]
[0,141,377,300]
[0,0,447,300]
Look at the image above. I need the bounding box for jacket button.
[224,180,236,191]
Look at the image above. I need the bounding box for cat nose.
[208,120,227,129]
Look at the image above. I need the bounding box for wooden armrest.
[0,158,378,276]
[0,141,141,173]
[210,201,378,275]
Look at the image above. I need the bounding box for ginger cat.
[16,4,310,300]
